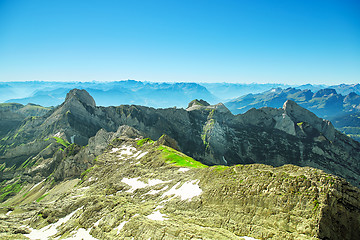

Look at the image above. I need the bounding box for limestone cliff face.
[64,88,96,107]
[1,137,359,239]
[0,103,50,140]
[283,100,335,141]
[1,89,360,188]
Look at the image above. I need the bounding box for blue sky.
[0,0,359,84]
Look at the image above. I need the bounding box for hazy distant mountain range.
[224,86,360,141]
[1,81,220,108]
[2,81,360,108]
[225,87,360,118]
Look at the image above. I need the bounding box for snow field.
[162,180,202,201]
[111,145,148,161]
[25,207,86,240]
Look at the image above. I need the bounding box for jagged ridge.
[1,89,360,188]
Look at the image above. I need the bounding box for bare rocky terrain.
[1,135,360,239]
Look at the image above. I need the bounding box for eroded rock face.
[283,100,335,141]
[155,134,180,151]
[65,88,96,107]
[187,99,210,109]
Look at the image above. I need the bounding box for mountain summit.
[64,88,96,107]
[283,100,335,141]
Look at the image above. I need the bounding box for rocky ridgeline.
[1,89,360,188]
[0,135,359,239]
[0,103,51,139]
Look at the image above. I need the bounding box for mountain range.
[225,87,360,117]
[225,87,360,141]
[2,81,360,108]
[2,81,219,108]
[0,89,359,239]
[3,82,360,144]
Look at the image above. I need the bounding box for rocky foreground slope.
[1,133,359,240]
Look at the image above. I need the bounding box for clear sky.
[0,0,359,84]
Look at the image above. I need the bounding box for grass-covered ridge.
[0,179,23,202]
[52,137,70,147]
[36,193,49,202]
[137,138,154,146]
[157,145,207,168]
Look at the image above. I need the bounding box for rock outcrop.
[283,100,335,141]
[64,88,96,107]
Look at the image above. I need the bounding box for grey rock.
[284,100,335,141]
[65,89,96,107]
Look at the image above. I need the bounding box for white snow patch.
[147,179,167,185]
[115,220,128,234]
[146,210,167,221]
[117,145,137,156]
[54,132,61,138]
[88,177,97,182]
[178,168,190,172]
[93,217,103,227]
[162,180,202,201]
[239,237,260,240]
[136,151,148,160]
[131,151,141,158]
[121,178,168,193]
[70,194,83,199]
[63,228,98,240]
[5,210,12,216]
[122,177,148,193]
[79,186,90,190]
[155,205,164,210]
[28,179,45,192]
[25,206,83,240]
[110,148,120,153]
[146,186,168,195]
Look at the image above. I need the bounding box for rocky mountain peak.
[313,88,337,98]
[213,102,231,114]
[283,100,335,141]
[64,89,96,107]
[187,99,210,109]
[344,92,359,102]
